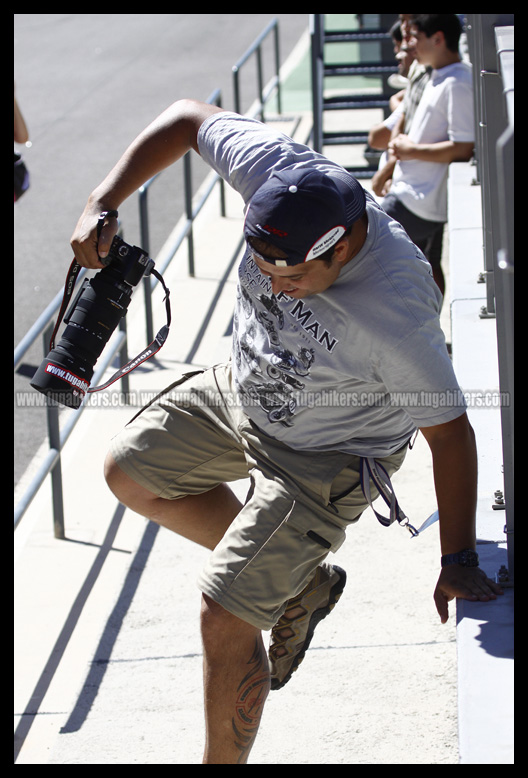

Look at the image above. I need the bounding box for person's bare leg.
[106,452,271,763]
[201,595,270,764]
[104,452,242,550]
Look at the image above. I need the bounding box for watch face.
[459,549,479,566]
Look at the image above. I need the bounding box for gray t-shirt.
[198,112,465,457]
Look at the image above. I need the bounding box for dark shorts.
[382,193,445,269]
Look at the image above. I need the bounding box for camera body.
[31,236,154,408]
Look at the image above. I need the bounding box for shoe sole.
[271,565,347,690]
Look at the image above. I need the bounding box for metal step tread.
[323,131,370,145]
[324,62,398,77]
[323,28,392,44]
[323,95,392,110]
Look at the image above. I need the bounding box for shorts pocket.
[286,507,346,553]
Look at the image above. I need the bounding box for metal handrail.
[137,88,225,342]
[14,18,285,537]
[232,18,281,119]
[139,15,283,341]
[14,268,84,373]
[13,88,225,537]
[14,323,128,535]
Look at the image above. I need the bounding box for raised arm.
[71,99,225,268]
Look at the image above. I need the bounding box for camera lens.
[31,236,154,408]
[30,268,133,407]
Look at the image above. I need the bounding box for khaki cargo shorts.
[110,363,407,630]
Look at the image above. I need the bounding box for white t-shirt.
[390,61,474,222]
[198,112,466,457]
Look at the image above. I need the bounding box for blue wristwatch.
[441,548,479,568]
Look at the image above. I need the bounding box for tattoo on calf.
[232,638,270,763]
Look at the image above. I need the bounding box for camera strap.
[48,257,84,352]
[87,210,172,392]
[87,265,171,394]
[48,208,120,352]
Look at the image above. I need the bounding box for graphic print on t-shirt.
[233,255,322,427]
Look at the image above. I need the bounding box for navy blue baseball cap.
[244,167,366,266]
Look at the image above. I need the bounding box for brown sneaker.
[269,563,347,690]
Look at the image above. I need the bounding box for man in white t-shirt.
[70,98,500,764]
[382,14,475,295]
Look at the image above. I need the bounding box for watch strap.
[441,548,479,567]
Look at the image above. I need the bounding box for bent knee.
[104,450,124,494]
[200,594,259,643]
[104,451,151,507]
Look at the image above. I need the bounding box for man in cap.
[71,100,502,764]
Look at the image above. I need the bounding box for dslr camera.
[31,232,156,409]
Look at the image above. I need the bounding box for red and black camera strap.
[87,265,171,394]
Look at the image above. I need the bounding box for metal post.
[184,153,195,277]
[139,184,154,343]
[232,18,281,120]
[274,22,282,115]
[43,322,65,539]
[310,14,324,154]
[479,68,503,316]
[257,46,264,120]
[118,316,130,399]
